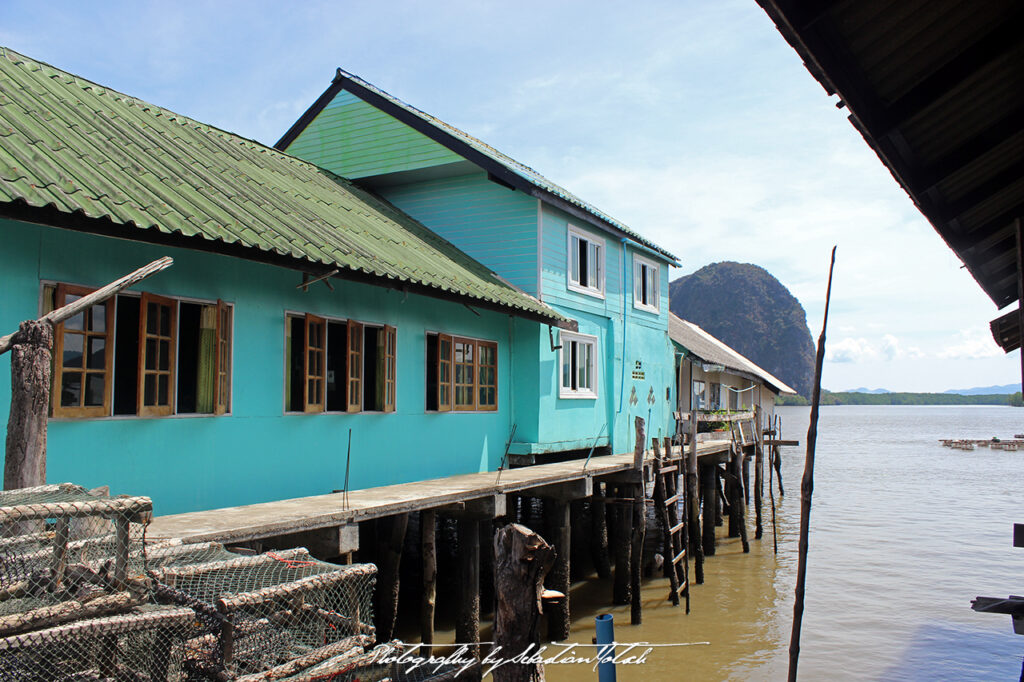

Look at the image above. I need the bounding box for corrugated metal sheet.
[668,313,796,395]
[0,47,571,327]
[284,69,678,263]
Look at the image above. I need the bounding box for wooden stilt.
[754,407,764,540]
[742,448,751,506]
[630,417,646,626]
[546,498,570,641]
[590,484,611,580]
[456,517,481,661]
[493,524,554,682]
[688,410,704,584]
[716,468,726,528]
[732,451,750,554]
[701,463,716,557]
[480,519,495,618]
[612,484,632,605]
[570,499,587,581]
[374,513,408,642]
[420,509,436,646]
[3,321,52,491]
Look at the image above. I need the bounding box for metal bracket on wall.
[548,325,562,351]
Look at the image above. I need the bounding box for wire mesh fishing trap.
[0,483,382,681]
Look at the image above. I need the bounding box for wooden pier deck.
[148,440,732,545]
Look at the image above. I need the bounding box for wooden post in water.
[612,483,632,605]
[733,449,749,554]
[493,523,554,682]
[701,462,716,557]
[770,414,779,555]
[590,484,611,579]
[546,498,571,641]
[754,406,764,540]
[688,409,704,583]
[630,417,646,625]
[457,517,481,662]
[420,509,437,646]
[789,246,836,682]
[374,513,408,642]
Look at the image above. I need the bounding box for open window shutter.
[634,261,642,304]
[437,333,452,412]
[346,320,363,413]
[52,284,114,418]
[137,292,177,417]
[303,314,326,413]
[383,325,396,413]
[213,300,232,415]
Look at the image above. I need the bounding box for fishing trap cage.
[0,483,381,681]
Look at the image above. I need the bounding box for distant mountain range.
[841,384,1019,395]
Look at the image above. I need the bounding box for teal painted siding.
[285,90,463,178]
[0,219,526,516]
[378,173,539,295]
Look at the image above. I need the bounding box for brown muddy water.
[545,406,1024,681]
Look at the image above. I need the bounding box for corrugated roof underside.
[0,47,566,325]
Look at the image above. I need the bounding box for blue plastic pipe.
[595,613,616,682]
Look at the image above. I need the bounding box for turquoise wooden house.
[276,69,680,462]
[0,47,577,514]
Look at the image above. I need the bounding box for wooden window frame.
[51,284,114,418]
[567,224,606,299]
[303,313,327,413]
[382,325,396,413]
[559,330,598,400]
[437,333,452,412]
[431,333,498,413]
[632,254,660,313]
[453,337,476,411]
[346,320,363,413]
[214,300,232,415]
[137,292,178,417]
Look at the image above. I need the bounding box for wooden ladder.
[653,438,690,613]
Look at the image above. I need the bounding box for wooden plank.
[669,522,685,535]
[671,549,686,565]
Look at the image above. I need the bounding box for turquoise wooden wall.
[0,219,526,516]
[285,90,463,179]
[378,174,539,295]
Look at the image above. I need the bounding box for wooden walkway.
[147,441,732,545]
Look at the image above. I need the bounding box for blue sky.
[2,0,1017,392]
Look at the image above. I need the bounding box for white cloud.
[937,328,1004,360]
[880,334,924,360]
[826,337,877,363]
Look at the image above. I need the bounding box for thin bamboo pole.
[788,246,836,682]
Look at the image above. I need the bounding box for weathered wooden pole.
[457,517,481,661]
[546,498,571,641]
[493,523,554,682]
[590,484,611,579]
[2,257,173,491]
[770,414,779,555]
[4,321,52,490]
[612,484,631,605]
[374,513,408,642]
[570,499,587,581]
[652,443,680,605]
[701,462,716,557]
[688,409,704,583]
[789,246,836,682]
[733,450,749,554]
[420,509,437,646]
[630,417,646,625]
[754,407,764,540]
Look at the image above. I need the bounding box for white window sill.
[633,301,660,314]
[567,281,605,299]
[559,390,598,400]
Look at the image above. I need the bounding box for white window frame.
[559,330,598,399]
[566,225,605,299]
[633,253,660,313]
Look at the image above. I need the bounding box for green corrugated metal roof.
[0,47,571,327]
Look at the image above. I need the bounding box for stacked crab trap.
[0,483,389,681]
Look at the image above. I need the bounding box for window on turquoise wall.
[425,333,497,412]
[559,331,598,399]
[284,313,396,414]
[632,254,660,313]
[44,283,232,419]
[567,225,605,298]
